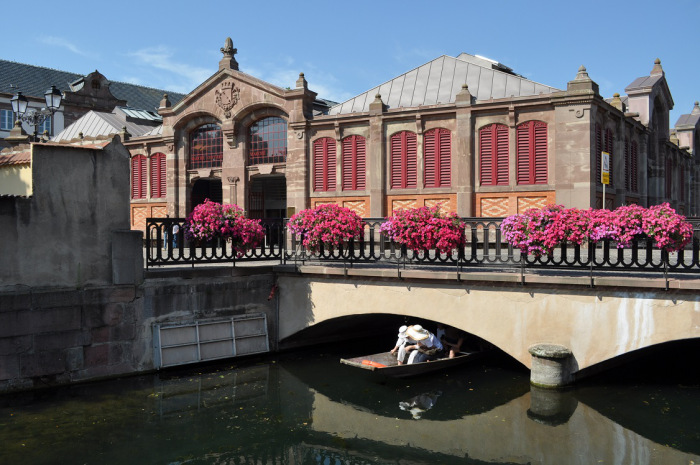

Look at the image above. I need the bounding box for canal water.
[1,341,699,465]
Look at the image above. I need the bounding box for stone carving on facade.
[215,81,241,119]
[296,130,304,139]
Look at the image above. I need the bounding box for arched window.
[424,128,451,188]
[249,116,287,165]
[516,121,547,185]
[150,152,166,198]
[342,135,366,191]
[313,137,336,192]
[390,131,417,189]
[131,154,147,199]
[189,124,222,169]
[479,124,508,186]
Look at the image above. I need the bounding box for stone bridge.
[276,264,700,384]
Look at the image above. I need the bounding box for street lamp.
[10,85,63,141]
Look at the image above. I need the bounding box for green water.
[1,344,699,465]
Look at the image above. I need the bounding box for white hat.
[407,325,429,341]
[398,325,408,337]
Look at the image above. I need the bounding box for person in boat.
[390,325,409,356]
[440,325,465,359]
[404,325,443,364]
[395,325,418,365]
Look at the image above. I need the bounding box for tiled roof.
[0,59,185,111]
[329,53,560,115]
[0,150,30,166]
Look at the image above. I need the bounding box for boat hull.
[340,350,485,378]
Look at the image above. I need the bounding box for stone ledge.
[529,344,572,359]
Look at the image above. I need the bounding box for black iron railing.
[145,217,700,274]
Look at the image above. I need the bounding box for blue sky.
[5,0,698,125]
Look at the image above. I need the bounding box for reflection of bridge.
[276,265,700,385]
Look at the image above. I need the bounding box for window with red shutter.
[150,153,166,198]
[595,123,602,184]
[131,155,147,199]
[624,138,630,191]
[390,131,417,189]
[313,138,336,192]
[342,135,366,191]
[516,121,548,185]
[424,128,451,188]
[479,124,509,186]
[630,141,638,193]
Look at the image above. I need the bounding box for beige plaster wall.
[278,275,700,372]
[0,162,32,196]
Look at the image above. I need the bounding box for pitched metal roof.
[0,59,185,111]
[675,102,700,129]
[328,53,560,115]
[624,74,664,93]
[52,107,160,142]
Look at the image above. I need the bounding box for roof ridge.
[0,58,82,79]
[0,58,186,98]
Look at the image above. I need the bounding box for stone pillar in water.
[528,344,574,388]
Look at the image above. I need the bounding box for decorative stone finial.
[692,101,700,115]
[567,65,599,95]
[456,83,473,106]
[4,119,30,146]
[651,58,664,76]
[369,93,386,115]
[610,92,624,112]
[296,72,307,89]
[219,37,239,71]
[159,93,171,109]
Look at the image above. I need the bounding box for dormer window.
[91,80,101,90]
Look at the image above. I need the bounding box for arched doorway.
[191,178,223,210]
[248,176,286,219]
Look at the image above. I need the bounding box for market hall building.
[8,38,696,229]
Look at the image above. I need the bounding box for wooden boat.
[340,349,487,378]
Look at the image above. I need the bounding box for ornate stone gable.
[215,80,241,119]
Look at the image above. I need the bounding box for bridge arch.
[277,273,700,377]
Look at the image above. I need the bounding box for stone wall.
[0,270,277,393]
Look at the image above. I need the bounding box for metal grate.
[154,314,269,368]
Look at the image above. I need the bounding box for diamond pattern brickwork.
[481,198,509,217]
[517,196,548,213]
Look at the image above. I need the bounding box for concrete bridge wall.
[277,269,700,377]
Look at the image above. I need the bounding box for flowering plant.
[185,199,264,256]
[380,205,466,254]
[288,203,364,252]
[500,203,693,256]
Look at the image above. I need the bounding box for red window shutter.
[516,123,530,184]
[342,135,366,191]
[131,155,146,199]
[480,126,493,185]
[595,124,602,184]
[150,153,166,198]
[424,129,437,187]
[495,124,509,185]
[405,132,417,188]
[313,138,335,191]
[630,141,638,193]
[390,131,417,189]
[438,129,451,187]
[624,139,630,191]
[680,166,685,201]
[533,121,547,184]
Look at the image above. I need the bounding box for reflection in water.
[398,391,442,419]
[0,346,699,465]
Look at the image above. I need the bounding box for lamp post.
[10,85,63,141]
